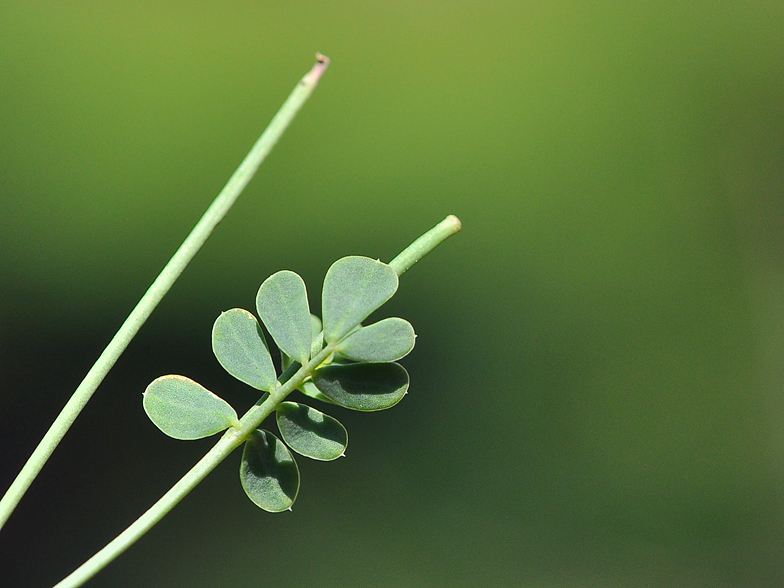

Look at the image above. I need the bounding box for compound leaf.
[336,317,415,362]
[276,402,347,461]
[256,270,312,364]
[143,375,238,440]
[312,362,409,411]
[212,308,277,391]
[240,429,300,512]
[321,256,398,345]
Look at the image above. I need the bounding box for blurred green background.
[2,1,784,586]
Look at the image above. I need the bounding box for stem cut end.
[304,53,330,85]
[444,214,462,233]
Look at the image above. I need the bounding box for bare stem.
[0,54,330,532]
[388,214,462,276]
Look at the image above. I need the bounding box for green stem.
[52,344,334,588]
[51,215,462,588]
[388,214,462,276]
[0,54,330,532]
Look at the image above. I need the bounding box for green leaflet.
[310,314,324,358]
[336,317,415,362]
[276,402,347,461]
[321,256,398,345]
[143,375,238,440]
[256,270,312,364]
[281,313,321,371]
[298,380,336,404]
[240,429,300,512]
[312,362,409,411]
[310,314,323,338]
[212,308,278,392]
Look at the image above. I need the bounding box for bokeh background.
[2,2,784,586]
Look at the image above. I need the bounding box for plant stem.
[388,214,462,276]
[0,54,331,532]
[52,344,334,588]
[51,215,462,588]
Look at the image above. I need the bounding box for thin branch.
[0,54,331,531]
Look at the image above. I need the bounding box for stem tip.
[303,53,330,86]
